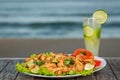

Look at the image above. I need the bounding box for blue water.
[0,0,120,38]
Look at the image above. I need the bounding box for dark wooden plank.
[15,73,34,80]
[94,59,117,80]
[76,74,95,80]
[0,57,117,80]
[35,77,50,80]
[35,77,76,80]
[0,60,9,72]
[107,58,120,80]
[15,60,34,80]
[0,60,19,80]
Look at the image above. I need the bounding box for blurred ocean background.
[0,0,120,39]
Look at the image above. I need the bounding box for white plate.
[22,56,106,78]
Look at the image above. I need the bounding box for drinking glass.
[83,18,101,56]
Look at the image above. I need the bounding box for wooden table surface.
[0,57,119,80]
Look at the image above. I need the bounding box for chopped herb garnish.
[38,61,45,66]
[45,52,51,57]
[81,52,86,55]
[30,54,37,58]
[64,58,74,66]
[34,61,45,66]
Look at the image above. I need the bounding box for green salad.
[16,62,93,76]
[16,48,100,76]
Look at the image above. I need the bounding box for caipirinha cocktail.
[83,18,101,56]
[83,10,108,56]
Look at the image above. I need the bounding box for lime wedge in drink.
[94,27,101,38]
[84,26,94,37]
[92,10,108,24]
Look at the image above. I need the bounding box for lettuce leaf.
[68,69,93,76]
[39,66,55,76]
[78,69,94,76]
[16,62,94,76]
[16,63,30,73]
[68,70,77,75]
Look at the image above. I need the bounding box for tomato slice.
[94,60,101,67]
[73,48,88,56]
[73,48,81,56]
[73,48,94,60]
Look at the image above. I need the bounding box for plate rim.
[21,56,107,78]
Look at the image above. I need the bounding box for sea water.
[0,0,120,38]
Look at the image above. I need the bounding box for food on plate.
[94,59,101,67]
[16,48,101,76]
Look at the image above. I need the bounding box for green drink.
[82,10,108,56]
[83,18,101,56]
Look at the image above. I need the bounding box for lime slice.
[31,65,40,73]
[84,26,94,36]
[84,63,94,70]
[92,10,108,24]
[26,59,34,67]
[95,27,101,38]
